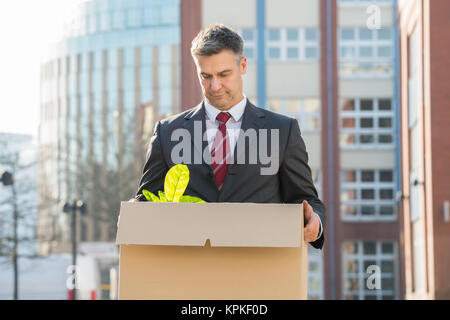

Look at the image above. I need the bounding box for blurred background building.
[38,0,180,299]
[35,0,450,300]
[182,0,399,300]
[398,0,450,300]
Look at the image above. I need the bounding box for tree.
[0,133,47,299]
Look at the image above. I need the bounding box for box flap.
[116,202,303,247]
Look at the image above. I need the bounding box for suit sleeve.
[135,121,168,201]
[279,118,326,250]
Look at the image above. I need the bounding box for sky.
[0,0,83,137]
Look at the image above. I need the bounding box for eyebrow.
[201,69,233,77]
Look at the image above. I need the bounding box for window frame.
[341,169,397,222]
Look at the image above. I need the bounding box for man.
[132,24,326,249]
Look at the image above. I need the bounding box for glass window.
[378,99,392,110]
[268,47,281,59]
[361,189,375,200]
[377,28,392,40]
[363,242,376,255]
[379,134,393,143]
[304,99,320,113]
[361,206,375,215]
[287,29,299,41]
[242,29,254,41]
[286,99,300,113]
[360,99,373,111]
[342,205,357,217]
[341,28,355,40]
[100,12,111,31]
[244,47,254,60]
[360,118,374,128]
[113,10,125,29]
[342,118,356,128]
[361,170,375,182]
[127,8,140,27]
[360,134,374,144]
[341,46,355,59]
[379,170,393,182]
[382,243,394,254]
[268,29,280,41]
[305,47,318,59]
[305,28,318,41]
[380,206,394,216]
[378,117,392,128]
[359,46,373,58]
[377,46,391,58]
[268,99,282,112]
[342,189,357,201]
[380,189,394,200]
[344,170,357,182]
[287,47,299,59]
[341,99,355,111]
[359,28,373,40]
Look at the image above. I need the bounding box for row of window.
[341,169,396,221]
[342,241,396,300]
[66,5,179,37]
[268,98,321,132]
[339,27,394,78]
[340,98,395,148]
[237,28,320,61]
[308,240,397,300]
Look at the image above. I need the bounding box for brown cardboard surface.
[116,202,308,300]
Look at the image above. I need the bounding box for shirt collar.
[204,95,247,123]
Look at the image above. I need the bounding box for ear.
[240,56,247,75]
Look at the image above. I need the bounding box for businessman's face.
[193,49,247,111]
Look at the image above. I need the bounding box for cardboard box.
[116,202,308,300]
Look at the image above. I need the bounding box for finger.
[303,200,313,221]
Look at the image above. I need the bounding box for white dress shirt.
[203,95,323,241]
[204,95,247,157]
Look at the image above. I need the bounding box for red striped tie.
[211,112,232,191]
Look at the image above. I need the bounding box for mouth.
[212,93,226,99]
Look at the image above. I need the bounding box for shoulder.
[157,103,203,128]
[248,101,296,128]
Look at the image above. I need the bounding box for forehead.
[194,49,238,74]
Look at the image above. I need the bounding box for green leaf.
[179,195,207,203]
[142,189,160,202]
[158,191,168,202]
[164,164,190,202]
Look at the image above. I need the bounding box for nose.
[210,77,222,91]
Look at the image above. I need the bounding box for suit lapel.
[218,100,267,201]
[182,102,216,180]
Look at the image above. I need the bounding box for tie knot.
[216,112,231,124]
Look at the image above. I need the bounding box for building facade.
[181,0,400,299]
[40,0,450,300]
[398,0,450,299]
[38,0,181,298]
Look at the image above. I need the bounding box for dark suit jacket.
[135,100,326,249]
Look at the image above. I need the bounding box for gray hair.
[191,23,244,63]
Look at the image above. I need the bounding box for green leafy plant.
[142,164,206,203]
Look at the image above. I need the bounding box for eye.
[201,74,211,80]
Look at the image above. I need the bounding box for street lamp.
[63,200,87,300]
[0,170,13,186]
